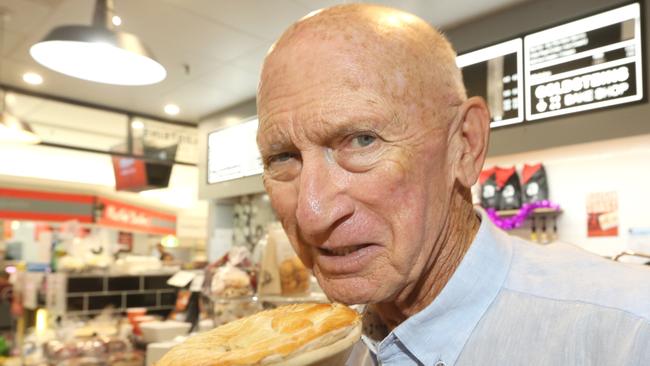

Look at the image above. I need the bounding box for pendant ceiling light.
[30,0,166,86]
[0,11,40,144]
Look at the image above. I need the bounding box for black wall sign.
[456,3,643,127]
[457,39,524,128]
[524,3,643,120]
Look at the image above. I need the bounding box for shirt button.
[435,361,446,366]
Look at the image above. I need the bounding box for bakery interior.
[0,0,648,364]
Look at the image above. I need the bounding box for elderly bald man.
[257,5,650,366]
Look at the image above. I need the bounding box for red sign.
[0,187,177,236]
[0,187,95,223]
[96,197,176,235]
[112,156,148,191]
[586,191,619,238]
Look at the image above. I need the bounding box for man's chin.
[317,275,381,305]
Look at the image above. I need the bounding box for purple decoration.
[486,201,560,230]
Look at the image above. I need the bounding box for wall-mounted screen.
[457,38,524,128]
[207,118,263,184]
[524,3,643,120]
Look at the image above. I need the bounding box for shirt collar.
[363,209,513,366]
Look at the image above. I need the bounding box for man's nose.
[295,150,352,242]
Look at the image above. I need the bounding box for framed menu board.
[457,38,524,128]
[524,3,643,120]
[207,118,263,184]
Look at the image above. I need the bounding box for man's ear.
[450,96,490,188]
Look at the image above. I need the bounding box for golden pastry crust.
[156,303,360,366]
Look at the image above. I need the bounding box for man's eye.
[268,152,297,165]
[350,134,377,148]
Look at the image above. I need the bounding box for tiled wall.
[63,273,178,316]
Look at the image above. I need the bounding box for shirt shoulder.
[503,234,650,321]
[458,286,650,366]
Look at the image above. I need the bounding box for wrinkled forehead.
[267,50,385,108]
[262,26,419,94]
[257,27,439,126]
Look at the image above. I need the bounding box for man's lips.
[313,243,381,275]
[318,243,373,256]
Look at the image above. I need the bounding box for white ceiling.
[0,0,530,123]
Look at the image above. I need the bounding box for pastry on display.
[279,256,310,296]
[211,264,254,298]
[203,247,261,326]
[204,246,257,299]
[156,303,361,366]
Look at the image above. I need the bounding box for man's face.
[257,35,457,305]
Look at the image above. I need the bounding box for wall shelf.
[496,207,562,217]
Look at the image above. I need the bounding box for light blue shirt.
[346,210,650,365]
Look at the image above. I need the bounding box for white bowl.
[140,321,192,343]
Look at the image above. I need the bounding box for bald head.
[259,4,466,126]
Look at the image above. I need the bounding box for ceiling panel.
[133,64,260,120]
[163,0,313,41]
[0,0,532,122]
[0,30,24,58]
[116,0,267,63]
[0,0,58,34]
[231,44,272,76]
[193,64,258,91]
[291,0,348,11]
[162,82,232,113]
[292,0,530,29]
[160,79,254,120]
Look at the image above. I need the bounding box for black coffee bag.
[522,163,549,203]
[496,166,522,210]
[479,167,500,209]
